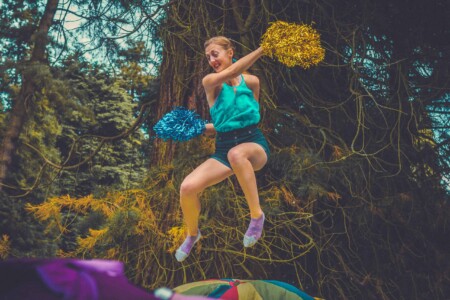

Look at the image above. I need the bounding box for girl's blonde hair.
[204,36,235,51]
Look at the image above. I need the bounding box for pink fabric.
[219,286,239,300]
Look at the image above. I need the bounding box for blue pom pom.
[153,107,207,142]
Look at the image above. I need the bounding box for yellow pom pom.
[261,20,325,68]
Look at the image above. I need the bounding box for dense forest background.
[1,0,449,299]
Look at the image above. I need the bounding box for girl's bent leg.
[227,142,268,247]
[176,159,232,261]
[227,142,267,218]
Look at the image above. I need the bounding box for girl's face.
[205,43,233,73]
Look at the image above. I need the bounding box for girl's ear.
[228,48,234,59]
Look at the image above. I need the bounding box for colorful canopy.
[174,278,318,300]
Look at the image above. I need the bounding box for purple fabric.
[36,259,125,300]
[71,259,124,276]
[0,259,159,300]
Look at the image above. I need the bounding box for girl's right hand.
[204,123,216,136]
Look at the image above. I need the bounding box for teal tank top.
[210,75,260,133]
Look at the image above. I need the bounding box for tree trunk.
[0,0,59,191]
[150,1,212,166]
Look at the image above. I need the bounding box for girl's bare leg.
[180,158,233,235]
[227,143,267,218]
[176,159,232,261]
[227,143,268,247]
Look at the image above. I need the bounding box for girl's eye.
[206,51,219,61]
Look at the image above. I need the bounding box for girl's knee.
[180,179,203,197]
[227,148,246,166]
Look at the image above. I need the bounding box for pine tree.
[0,0,166,193]
[0,0,59,190]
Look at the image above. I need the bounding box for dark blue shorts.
[211,124,270,169]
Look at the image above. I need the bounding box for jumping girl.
[175,37,270,262]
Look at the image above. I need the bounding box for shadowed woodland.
[1,0,449,299]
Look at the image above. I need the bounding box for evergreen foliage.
[0,192,57,258]
[1,57,150,198]
[52,60,149,196]
[0,0,158,258]
[0,0,164,195]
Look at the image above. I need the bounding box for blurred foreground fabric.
[0,259,212,300]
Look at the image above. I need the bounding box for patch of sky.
[343,32,392,100]
[49,1,166,75]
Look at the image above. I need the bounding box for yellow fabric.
[236,282,263,300]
